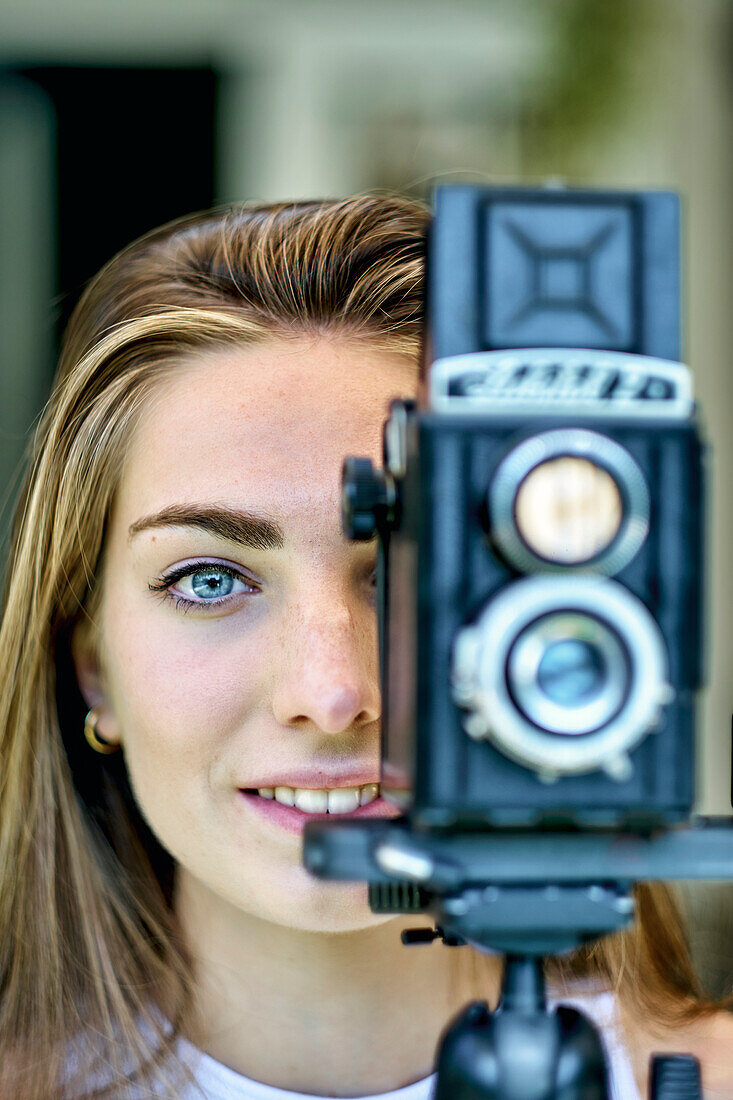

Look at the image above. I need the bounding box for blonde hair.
[0,196,718,1098]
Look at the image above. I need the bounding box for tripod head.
[305,815,731,1098]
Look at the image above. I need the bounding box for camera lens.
[537,638,606,705]
[489,429,649,575]
[506,611,629,736]
[452,577,671,778]
[514,456,622,564]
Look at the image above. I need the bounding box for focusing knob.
[342,457,396,541]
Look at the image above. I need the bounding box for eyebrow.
[128,504,285,550]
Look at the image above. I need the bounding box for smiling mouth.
[241,783,380,815]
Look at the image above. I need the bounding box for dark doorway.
[20,64,218,345]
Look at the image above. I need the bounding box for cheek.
[103,598,271,767]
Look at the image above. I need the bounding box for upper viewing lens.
[514,456,622,564]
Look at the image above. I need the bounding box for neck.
[174,869,501,1096]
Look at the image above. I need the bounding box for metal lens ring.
[507,612,629,735]
[451,576,670,779]
[489,429,650,574]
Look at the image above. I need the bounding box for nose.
[271,591,380,735]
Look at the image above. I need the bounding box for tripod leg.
[433,955,611,1099]
[650,1054,702,1099]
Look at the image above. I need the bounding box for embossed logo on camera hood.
[430,349,693,420]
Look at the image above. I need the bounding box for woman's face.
[77,336,416,933]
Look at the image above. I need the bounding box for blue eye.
[149,561,259,612]
[189,568,235,600]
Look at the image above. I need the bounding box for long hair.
[0,196,719,1099]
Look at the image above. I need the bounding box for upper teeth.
[257,784,379,814]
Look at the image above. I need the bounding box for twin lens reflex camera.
[303,186,733,1100]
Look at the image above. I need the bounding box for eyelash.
[149,561,378,615]
[149,561,260,613]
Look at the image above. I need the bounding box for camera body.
[375,186,704,830]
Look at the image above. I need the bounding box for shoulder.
[679,1011,733,1097]
[618,1005,733,1098]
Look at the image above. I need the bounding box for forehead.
[117,336,417,522]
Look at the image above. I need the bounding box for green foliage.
[519,0,667,174]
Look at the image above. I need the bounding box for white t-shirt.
[172,991,641,1100]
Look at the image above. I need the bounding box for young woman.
[0,196,730,1099]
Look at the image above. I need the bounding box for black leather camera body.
[369,186,704,830]
[328,186,729,1100]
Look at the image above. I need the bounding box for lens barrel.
[452,577,672,781]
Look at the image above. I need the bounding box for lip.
[238,770,381,791]
[237,790,402,836]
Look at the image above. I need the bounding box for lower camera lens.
[537,638,607,706]
[452,576,670,777]
[507,612,629,736]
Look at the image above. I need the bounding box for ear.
[70,618,123,748]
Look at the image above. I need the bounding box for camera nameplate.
[430,349,693,420]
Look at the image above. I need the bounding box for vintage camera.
[345,185,703,830]
[311,185,729,1100]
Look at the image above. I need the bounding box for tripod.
[303,818,733,1100]
[432,954,609,1100]
[424,949,701,1099]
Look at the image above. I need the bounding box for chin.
[254,870,395,934]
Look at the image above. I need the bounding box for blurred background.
[0,0,731,995]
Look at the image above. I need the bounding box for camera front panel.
[381,409,702,829]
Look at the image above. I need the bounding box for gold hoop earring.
[83,708,120,755]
